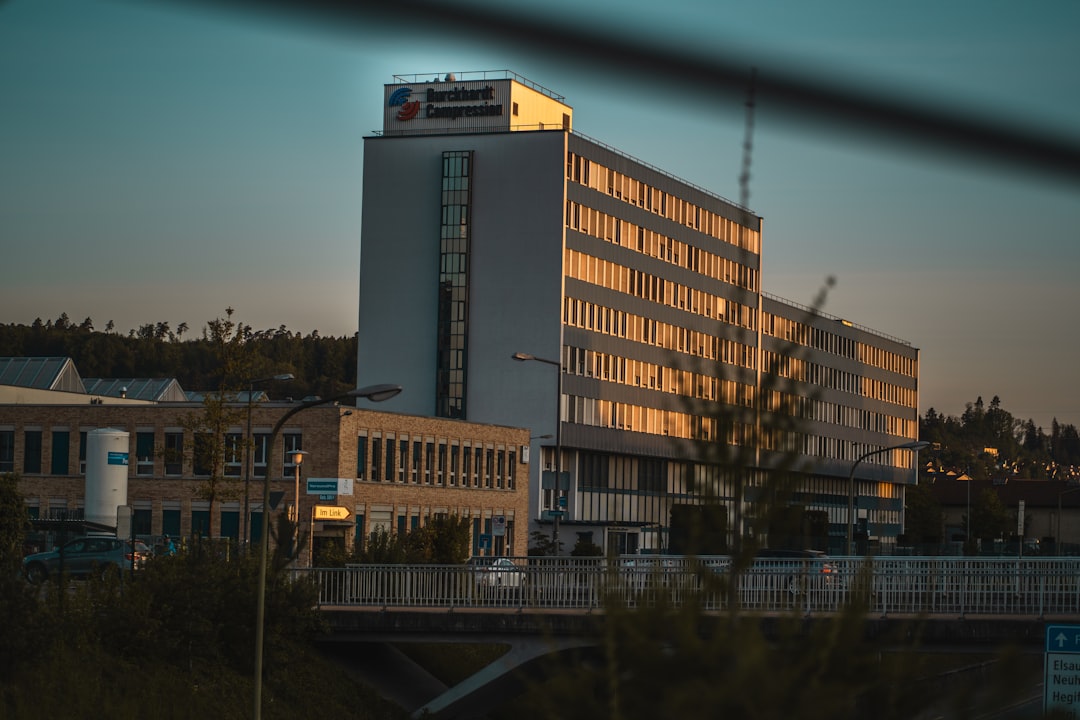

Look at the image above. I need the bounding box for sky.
[1,0,1078,428]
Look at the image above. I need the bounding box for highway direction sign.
[1046,624,1080,717]
[313,505,350,521]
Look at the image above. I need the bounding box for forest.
[3,312,1080,481]
[0,311,357,400]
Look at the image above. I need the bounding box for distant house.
[926,471,1080,553]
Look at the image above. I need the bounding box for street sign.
[313,505,350,521]
[307,479,339,495]
[1045,624,1080,716]
[542,510,565,520]
[492,515,506,537]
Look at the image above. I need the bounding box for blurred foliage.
[349,515,472,564]
[0,483,405,720]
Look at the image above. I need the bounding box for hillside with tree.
[0,311,357,399]
[921,395,1080,482]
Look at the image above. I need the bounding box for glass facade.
[436,150,473,419]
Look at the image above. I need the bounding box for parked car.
[22,536,153,583]
[469,556,527,589]
[748,549,839,595]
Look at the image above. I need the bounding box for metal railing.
[299,556,1080,617]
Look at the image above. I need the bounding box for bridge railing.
[298,556,1080,616]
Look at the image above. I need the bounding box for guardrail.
[299,556,1080,617]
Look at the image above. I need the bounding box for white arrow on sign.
[1058,633,1069,648]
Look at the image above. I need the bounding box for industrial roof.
[82,378,188,402]
[0,357,84,393]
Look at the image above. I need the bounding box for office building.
[357,71,921,554]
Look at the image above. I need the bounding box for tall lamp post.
[847,440,929,555]
[289,449,309,564]
[243,373,294,550]
[512,352,563,553]
[253,383,401,720]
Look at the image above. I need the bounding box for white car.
[470,557,526,589]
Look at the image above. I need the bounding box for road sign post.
[1046,624,1080,716]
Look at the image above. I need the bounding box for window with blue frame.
[51,430,70,475]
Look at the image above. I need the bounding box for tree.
[180,308,254,536]
[966,488,1011,552]
[903,481,944,551]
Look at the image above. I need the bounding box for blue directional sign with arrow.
[1045,624,1080,715]
[1047,625,1080,654]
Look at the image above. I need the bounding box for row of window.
[569,451,903,537]
[564,345,756,406]
[564,294,757,369]
[562,391,918,469]
[0,427,303,479]
[357,433,517,490]
[565,201,758,292]
[761,350,918,409]
[763,311,917,378]
[566,153,762,253]
[565,248,757,330]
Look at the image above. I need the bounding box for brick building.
[1,377,530,559]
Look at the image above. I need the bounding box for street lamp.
[846,440,929,555]
[289,449,309,564]
[253,383,401,720]
[243,373,294,549]
[512,352,563,553]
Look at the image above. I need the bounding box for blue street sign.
[307,479,338,494]
[1045,624,1080,716]
[1048,625,1080,653]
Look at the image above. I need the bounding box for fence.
[298,555,1080,617]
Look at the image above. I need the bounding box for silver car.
[22,536,152,583]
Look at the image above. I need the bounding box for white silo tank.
[85,428,130,529]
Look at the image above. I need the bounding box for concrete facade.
[357,71,921,555]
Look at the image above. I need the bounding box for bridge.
[302,556,1080,718]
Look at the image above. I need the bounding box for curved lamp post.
[847,439,929,555]
[512,352,563,553]
[243,373,294,549]
[253,383,401,720]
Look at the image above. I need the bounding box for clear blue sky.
[2,0,1078,429]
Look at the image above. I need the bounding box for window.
[136,431,155,476]
[224,433,243,477]
[356,434,367,480]
[193,433,213,477]
[192,508,210,538]
[371,436,381,481]
[425,441,434,484]
[485,448,494,488]
[23,430,42,474]
[253,433,269,478]
[474,446,483,487]
[0,430,13,473]
[164,432,183,476]
[449,443,459,486]
[438,442,447,485]
[133,507,152,535]
[51,430,70,475]
[162,507,181,537]
[220,509,239,539]
[398,438,408,483]
[282,433,302,477]
[412,440,421,483]
[78,431,87,474]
